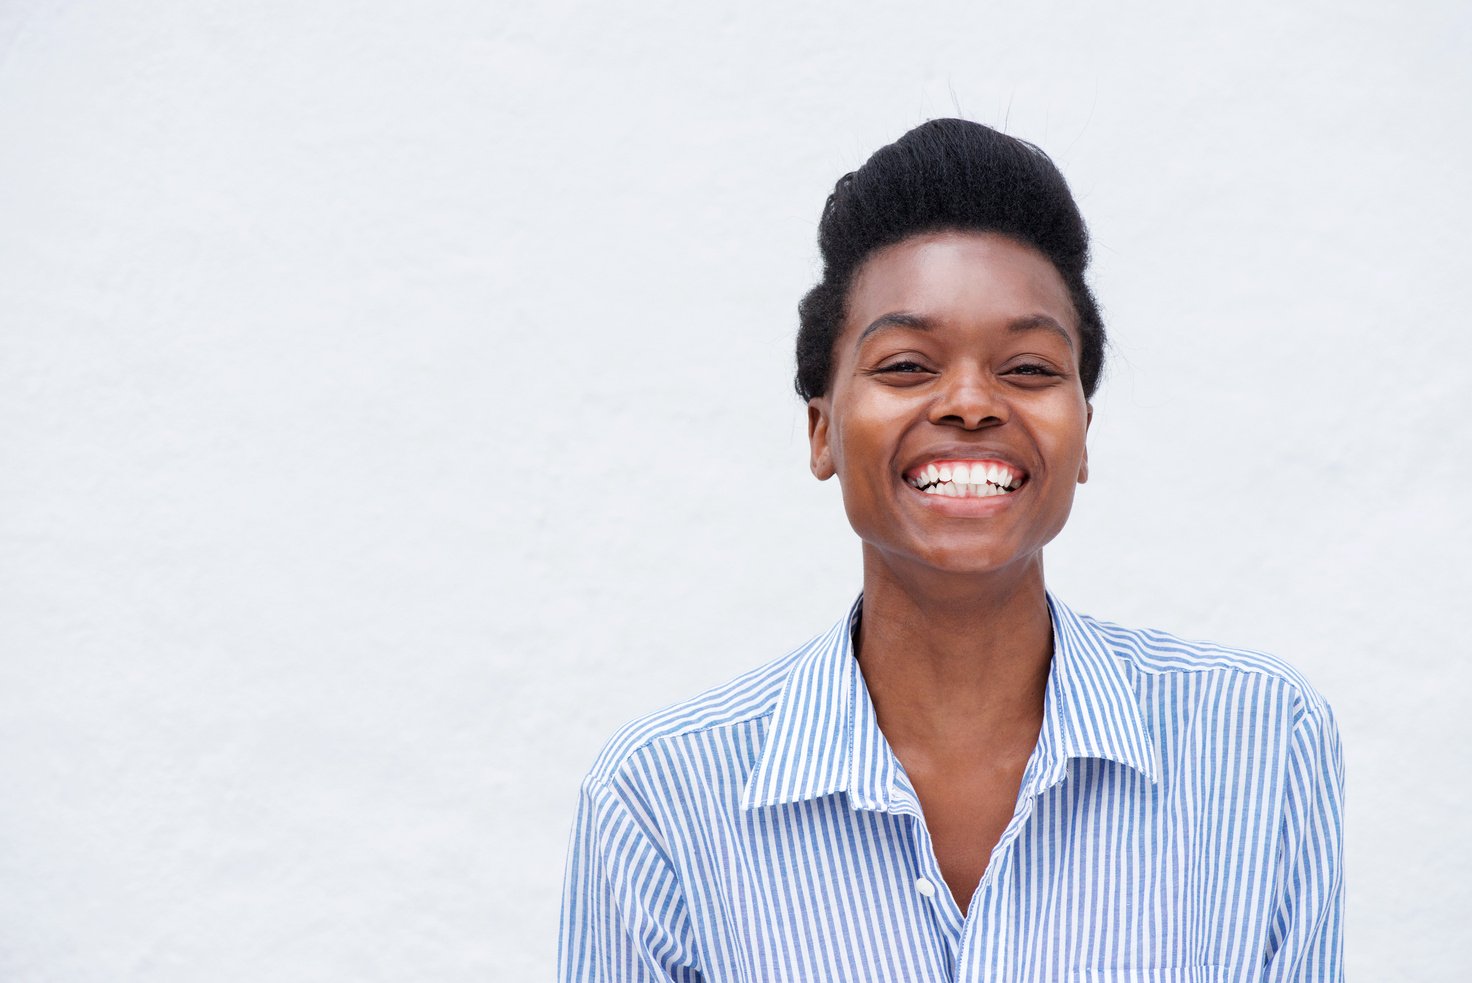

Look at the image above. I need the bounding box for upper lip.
[900,444,1031,483]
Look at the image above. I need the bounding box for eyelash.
[874,360,1060,377]
[1008,362,1059,377]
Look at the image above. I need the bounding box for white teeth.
[911,461,1024,497]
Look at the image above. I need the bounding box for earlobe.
[807,400,835,480]
[1078,403,1093,484]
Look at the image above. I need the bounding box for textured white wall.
[2,1,1468,980]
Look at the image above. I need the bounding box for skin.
[806,230,1092,915]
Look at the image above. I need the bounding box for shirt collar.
[739,591,1159,812]
[1037,592,1160,788]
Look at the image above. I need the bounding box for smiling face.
[807,230,1092,583]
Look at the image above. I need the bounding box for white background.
[2,1,1469,980]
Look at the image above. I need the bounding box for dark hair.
[795,118,1105,401]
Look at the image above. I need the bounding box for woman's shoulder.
[577,633,820,793]
[1073,606,1336,721]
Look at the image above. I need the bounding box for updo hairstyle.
[795,118,1106,401]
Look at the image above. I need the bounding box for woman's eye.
[1007,362,1059,377]
[877,360,929,374]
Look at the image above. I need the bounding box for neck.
[854,547,1053,755]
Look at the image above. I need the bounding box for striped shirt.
[558,593,1344,982]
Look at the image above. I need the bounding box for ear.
[807,398,835,480]
[1077,402,1093,485]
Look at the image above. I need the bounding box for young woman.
[558,119,1343,982]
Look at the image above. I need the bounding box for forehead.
[842,231,1079,351]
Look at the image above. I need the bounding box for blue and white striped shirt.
[558,593,1344,982]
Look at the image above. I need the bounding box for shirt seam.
[584,708,780,793]
[1123,658,1329,715]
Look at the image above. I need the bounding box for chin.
[932,553,1035,578]
[890,542,1044,581]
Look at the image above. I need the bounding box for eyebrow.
[853,311,1076,352]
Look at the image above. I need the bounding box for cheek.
[828,387,920,498]
[829,406,873,471]
[833,424,894,503]
[1041,412,1090,475]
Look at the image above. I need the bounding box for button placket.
[906,825,965,933]
[955,772,1054,981]
[889,778,963,947]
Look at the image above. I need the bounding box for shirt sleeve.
[1261,701,1345,982]
[557,778,703,983]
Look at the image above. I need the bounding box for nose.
[929,366,1007,430]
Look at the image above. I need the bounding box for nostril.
[937,411,1005,429]
[930,383,1007,429]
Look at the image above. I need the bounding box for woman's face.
[806,230,1091,581]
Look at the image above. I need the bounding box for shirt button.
[914,876,937,898]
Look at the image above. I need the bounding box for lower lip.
[904,480,1024,515]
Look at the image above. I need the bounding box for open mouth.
[903,459,1026,498]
